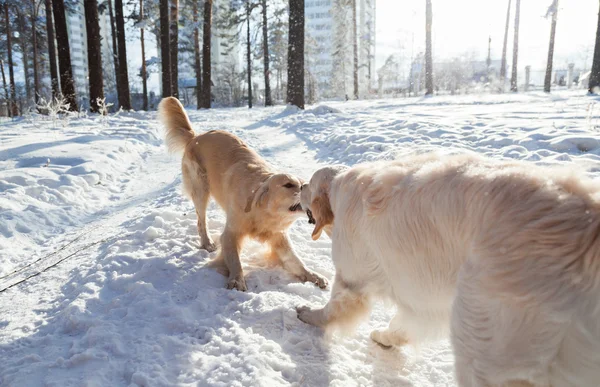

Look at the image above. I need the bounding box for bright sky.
[375,0,599,73]
[134,0,600,94]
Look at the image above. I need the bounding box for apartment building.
[305,0,376,99]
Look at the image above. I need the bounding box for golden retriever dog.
[158,97,327,291]
[297,152,600,387]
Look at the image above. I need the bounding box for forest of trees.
[0,0,599,117]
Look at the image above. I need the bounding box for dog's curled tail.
[158,97,195,153]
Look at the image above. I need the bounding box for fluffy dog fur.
[158,97,327,291]
[297,152,600,387]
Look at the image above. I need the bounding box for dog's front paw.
[299,271,328,289]
[296,305,324,326]
[226,276,247,291]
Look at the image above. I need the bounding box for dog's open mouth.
[306,209,316,224]
[289,203,302,212]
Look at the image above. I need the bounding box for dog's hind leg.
[183,160,216,252]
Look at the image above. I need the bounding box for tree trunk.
[352,0,358,99]
[588,1,600,93]
[510,0,520,92]
[44,0,59,99]
[193,0,202,109]
[52,0,78,111]
[140,0,148,110]
[114,0,131,110]
[17,10,31,103]
[5,4,17,116]
[30,1,40,104]
[107,0,120,105]
[160,0,171,98]
[84,0,104,113]
[0,59,8,103]
[261,0,271,106]
[200,0,212,108]
[169,0,178,97]
[425,0,433,95]
[500,0,511,82]
[544,0,558,93]
[287,0,304,109]
[246,0,252,109]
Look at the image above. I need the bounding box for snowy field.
[1,91,600,386]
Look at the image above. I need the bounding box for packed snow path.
[1,91,599,386]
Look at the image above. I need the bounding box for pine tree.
[500,0,511,83]
[160,0,171,97]
[425,0,433,95]
[139,0,148,110]
[332,0,350,99]
[169,0,178,97]
[260,0,271,106]
[52,0,77,111]
[29,0,41,104]
[246,0,252,108]
[16,9,31,103]
[352,0,358,99]
[588,1,600,93]
[44,0,59,98]
[200,0,212,108]
[510,0,520,92]
[543,0,558,93]
[0,59,8,108]
[107,0,120,105]
[84,0,104,113]
[287,0,304,109]
[193,0,201,108]
[114,0,131,109]
[2,3,17,116]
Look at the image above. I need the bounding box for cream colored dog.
[158,97,327,291]
[297,152,600,387]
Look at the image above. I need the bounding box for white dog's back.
[326,154,600,386]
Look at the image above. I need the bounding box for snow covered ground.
[1,91,599,386]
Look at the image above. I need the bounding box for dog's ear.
[245,182,270,213]
[311,192,333,240]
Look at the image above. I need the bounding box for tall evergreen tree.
[500,0,511,83]
[114,0,131,109]
[200,0,212,108]
[590,1,600,93]
[287,0,304,109]
[29,0,41,104]
[52,0,78,110]
[160,0,171,97]
[543,0,558,93]
[84,0,104,113]
[2,3,17,116]
[193,0,201,108]
[169,0,178,97]
[510,0,520,92]
[246,0,252,108]
[44,0,59,98]
[16,9,31,103]
[425,0,433,95]
[261,0,271,106]
[107,0,120,105]
[352,0,358,99]
[139,0,148,110]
